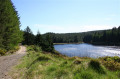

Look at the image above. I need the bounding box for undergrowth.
[11,45,120,79]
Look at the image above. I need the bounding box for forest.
[42,27,120,46]
[0,0,54,55]
[42,30,104,43]
[0,0,23,55]
[0,0,120,55]
[22,26,54,53]
[1,0,120,79]
[83,26,120,45]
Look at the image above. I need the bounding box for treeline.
[83,26,120,45]
[22,26,54,52]
[42,30,105,43]
[0,0,23,51]
[43,33,83,43]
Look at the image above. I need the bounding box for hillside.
[11,46,120,79]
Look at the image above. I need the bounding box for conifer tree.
[35,31,42,46]
[22,26,35,45]
[0,0,23,50]
[41,34,54,52]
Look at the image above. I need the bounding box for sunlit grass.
[11,45,120,79]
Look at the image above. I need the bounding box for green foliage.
[89,60,105,74]
[73,60,82,64]
[83,26,120,45]
[0,49,6,56]
[22,28,54,53]
[74,71,93,79]
[41,35,54,52]
[42,30,106,43]
[9,46,19,53]
[11,46,120,79]
[27,45,42,52]
[22,26,35,45]
[101,56,120,71]
[0,0,23,51]
[35,31,42,46]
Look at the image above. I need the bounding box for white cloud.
[34,24,113,34]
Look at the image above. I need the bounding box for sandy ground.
[0,46,26,79]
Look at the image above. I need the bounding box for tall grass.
[11,45,120,79]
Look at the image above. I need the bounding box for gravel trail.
[0,46,26,79]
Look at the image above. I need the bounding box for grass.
[0,45,20,56]
[11,45,120,79]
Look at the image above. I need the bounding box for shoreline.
[53,42,84,45]
[54,42,120,46]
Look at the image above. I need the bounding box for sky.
[12,0,120,34]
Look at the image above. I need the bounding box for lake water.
[54,43,120,58]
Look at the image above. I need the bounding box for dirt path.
[0,46,26,79]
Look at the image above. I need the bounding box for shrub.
[27,45,42,52]
[74,72,93,79]
[89,60,105,74]
[55,69,68,78]
[47,66,57,73]
[9,50,16,54]
[101,56,120,71]
[60,61,68,67]
[33,46,41,52]
[112,56,120,62]
[14,46,20,51]
[0,49,6,56]
[73,60,82,64]
[103,60,120,71]
[101,56,120,62]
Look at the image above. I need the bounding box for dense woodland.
[0,0,120,55]
[0,0,22,51]
[1,1,120,79]
[42,30,104,43]
[42,27,120,46]
[83,26,120,45]
[0,0,54,54]
[22,26,54,52]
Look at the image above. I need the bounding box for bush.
[89,60,105,74]
[101,56,120,71]
[103,60,120,71]
[14,46,20,51]
[55,69,68,78]
[73,60,82,64]
[112,56,120,62]
[33,46,41,52]
[0,49,6,56]
[9,50,16,54]
[102,56,120,62]
[27,45,42,52]
[74,72,93,79]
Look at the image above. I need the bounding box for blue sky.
[12,0,120,34]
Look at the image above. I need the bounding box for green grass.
[0,45,20,56]
[11,45,120,79]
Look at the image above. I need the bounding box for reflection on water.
[54,43,120,58]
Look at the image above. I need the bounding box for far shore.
[53,42,84,45]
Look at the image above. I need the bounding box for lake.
[54,43,120,58]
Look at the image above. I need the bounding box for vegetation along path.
[0,46,26,79]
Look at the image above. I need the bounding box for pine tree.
[35,31,42,46]
[0,0,23,50]
[22,26,35,45]
[74,36,78,43]
[42,34,54,52]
